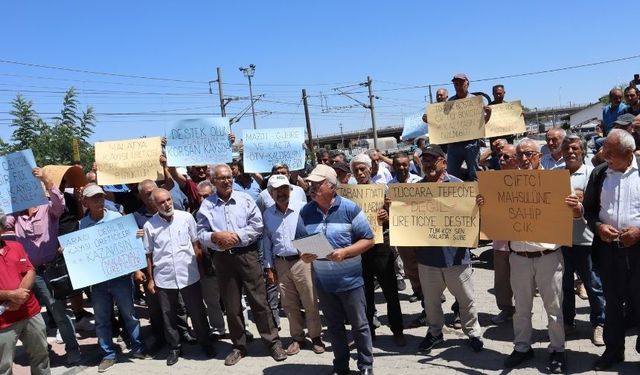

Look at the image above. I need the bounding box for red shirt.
[181,179,199,213]
[0,240,41,329]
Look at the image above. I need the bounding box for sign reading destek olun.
[477,169,572,246]
[484,100,526,138]
[242,127,305,173]
[337,184,385,244]
[95,137,163,185]
[426,96,485,144]
[166,118,232,167]
[59,214,147,290]
[0,149,47,214]
[388,182,479,248]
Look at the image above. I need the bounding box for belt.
[226,242,259,255]
[510,248,557,258]
[275,254,300,261]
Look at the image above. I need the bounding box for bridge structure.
[312,103,594,150]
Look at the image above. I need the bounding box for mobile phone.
[635,74,640,84]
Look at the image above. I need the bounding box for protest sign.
[95,137,163,185]
[166,118,232,167]
[426,96,485,144]
[401,110,428,141]
[484,100,526,138]
[0,149,47,214]
[337,184,385,244]
[477,170,572,245]
[243,128,305,173]
[388,182,479,248]
[59,214,146,290]
[42,165,87,189]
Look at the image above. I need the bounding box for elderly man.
[541,128,566,170]
[297,164,375,375]
[144,188,216,366]
[0,209,50,375]
[480,138,508,171]
[333,162,355,185]
[584,129,640,370]
[197,164,286,366]
[556,135,605,346]
[602,88,627,134]
[365,149,392,184]
[262,175,325,356]
[350,153,405,346]
[79,184,147,372]
[256,163,307,213]
[414,145,484,354]
[5,167,81,365]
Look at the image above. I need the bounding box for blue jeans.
[446,141,480,181]
[561,245,605,326]
[317,285,373,372]
[92,276,144,359]
[33,271,79,352]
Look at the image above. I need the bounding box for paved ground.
[12,247,640,374]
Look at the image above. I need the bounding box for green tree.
[9,94,44,150]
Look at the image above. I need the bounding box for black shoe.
[409,293,420,303]
[328,369,350,375]
[360,369,374,375]
[270,342,287,362]
[396,278,406,291]
[203,344,217,358]
[181,333,197,345]
[504,348,534,368]
[547,351,566,374]
[418,332,443,353]
[166,349,181,366]
[468,337,484,352]
[593,350,624,371]
[245,330,254,341]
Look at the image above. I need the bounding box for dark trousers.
[156,281,211,349]
[266,282,281,328]
[213,248,280,349]
[561,245,605,326]
[598,244,640,352]
[144,281,190,345]
[362,243,403,335]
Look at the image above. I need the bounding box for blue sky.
[1,1,638,144]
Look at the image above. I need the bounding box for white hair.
[516,137,540,152]
[607,129,636,153]
[137,179,157,194]
[350,153,372,174]
[210,163,232,178]
[546,127,566,139]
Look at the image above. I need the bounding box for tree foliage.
[0,87,96,168]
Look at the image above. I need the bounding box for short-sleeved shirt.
[233,177,262,201]
[256,185,307,213]
[79,209,122,230]
[143,210,200,289]
[602,103,628,134]
[296,196,374,293]
[0,241,41,329]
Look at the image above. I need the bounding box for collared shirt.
[5,187,65,267]
[196,191,263,251]
[389,173,422,184]
[262,201,305,269]
[599,156,640,230]
[541,153,565,170]
[565,164,594,246]
[143,210,200,289]
[602,103,628,134]
[296,195,374,293]
[256,185,307,213]
[133,206,155,229]
[79,209,122,230]
[371,167,392,185]
[232,177,262,201]
[0,240,40,330]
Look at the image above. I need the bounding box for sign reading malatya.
[337,184,385,244]
[484,100,526,138]
[243,127,305,173]
[426,96,485,144]
[166,118,231,167]
[95,137,163,185]
[477,169,572,246]
[388,182,479,248]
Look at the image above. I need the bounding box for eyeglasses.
[500,154,515,160]
[516,151,539,159]
[215,176,233,181]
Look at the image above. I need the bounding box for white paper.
[291,233,335,259]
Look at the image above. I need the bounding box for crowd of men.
[1,73,640,375]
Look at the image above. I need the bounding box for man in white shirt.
[541,128,566,170]
[144,188,216,366]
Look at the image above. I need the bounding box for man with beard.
[541,128,566,170]
[625,86,640,116]
[480,138,507,171]
[144,188,216,366]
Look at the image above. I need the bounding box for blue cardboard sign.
[243,127,306,173]
[401,111,429,141]
[166,118,232,167]
[0,149,47,214]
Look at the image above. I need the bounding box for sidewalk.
[12,247,640,374]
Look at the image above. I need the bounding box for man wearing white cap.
[262,175,325,356]
[297,164,375,375]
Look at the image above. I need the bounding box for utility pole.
[302,89,315,165]
[365,76,378,149]
[339,122,344,148]
[239,64,257,129]
[216,67,226,117]
[428,85,433,104]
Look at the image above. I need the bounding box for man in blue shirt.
[602,88,627,135]
[297,164,375,375]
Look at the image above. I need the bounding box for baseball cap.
[421,144,446,158]
[451,73,469,82]
[82,184,105,198]
[267,174,291,189]
[306,164,337,185]
[613,113,636,127]
[332,162,350,174]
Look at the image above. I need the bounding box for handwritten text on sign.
[166,118,231,167]
[388,182,479,247]
[477,170,572,246]
[0,149,47,214]
[59,215,146,290]
[338,184,385,244]
[426,96,485,144]
[243,128,305,173]
[95,137,163,185]
[484,100,526,138]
